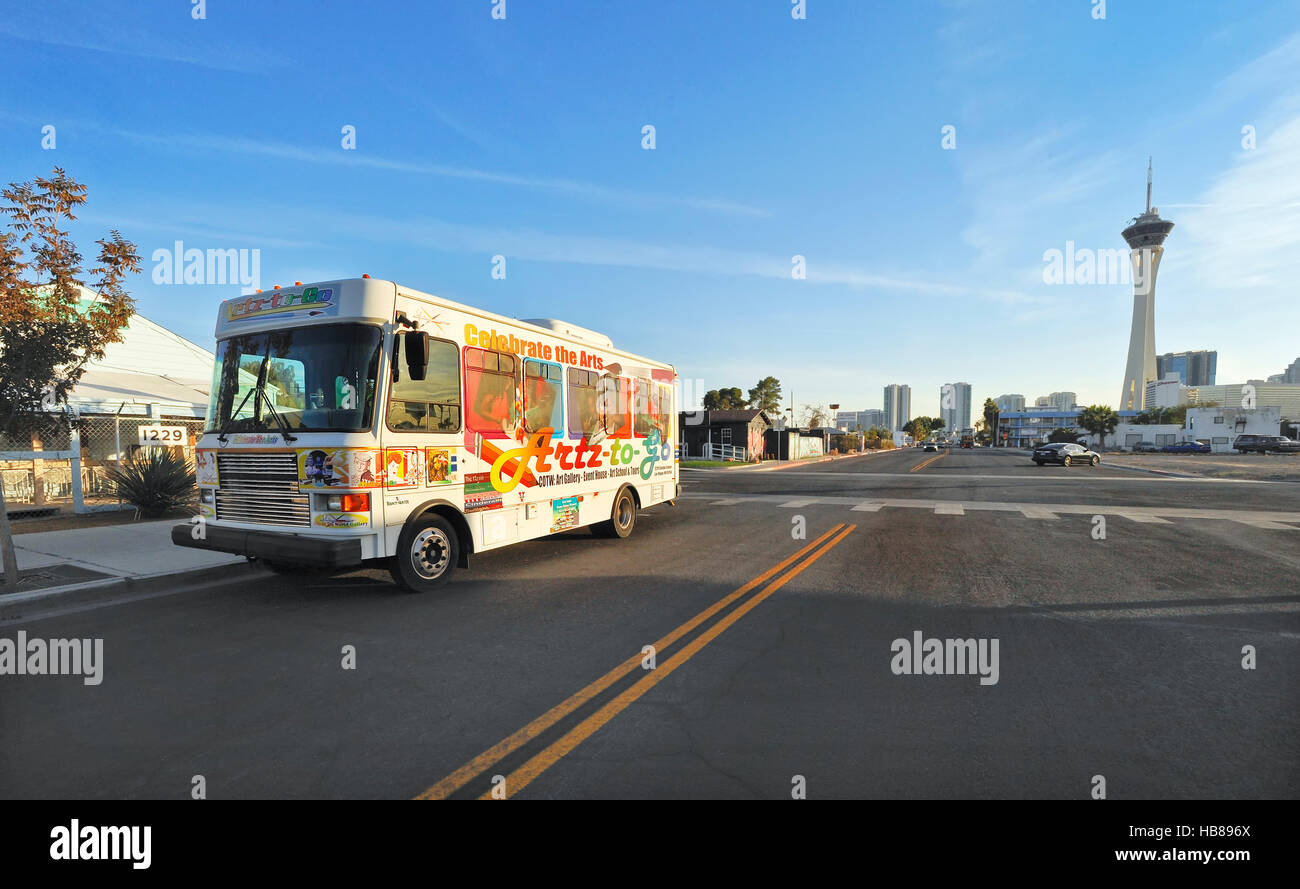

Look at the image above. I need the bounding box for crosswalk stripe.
[679,492,1300,528]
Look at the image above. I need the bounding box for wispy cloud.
[85,122,770,218]
[0,17,273,74]
[1177,113,1300,290]
[309,209,1040,304]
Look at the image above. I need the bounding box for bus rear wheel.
[390,514,459,592]
[593,487,636,539]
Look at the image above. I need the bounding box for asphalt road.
[2,447,1297,799]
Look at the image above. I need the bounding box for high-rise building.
[1266,357,1300,384]
[1119,160,1174,411]
[883,384,911,431]
[1048,391,1077,412]
[1032,392,1077,412]
[834,408,888,431]
[1157,350,1217,386]
[995,394,1026,413]
[860,408,886,430]
[940,382,972,433]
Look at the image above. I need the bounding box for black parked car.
[1234,434,1297,454]
[1032,442,1100,466]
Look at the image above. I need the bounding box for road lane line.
[481,524,858,799]
[910,452,946,472]
[416,523,847,800]
[851,500,886,512]
[1233,519,1299,530]
[1118,512,1172,524]
[779,499,819,507]
[934,503,964,516]
[1019,507,1058,520]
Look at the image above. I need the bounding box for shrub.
[105,449,196,518]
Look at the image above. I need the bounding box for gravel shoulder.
[1103,452,1300,481]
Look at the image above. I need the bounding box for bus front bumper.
[171,523,363,569]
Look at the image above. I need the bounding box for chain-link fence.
[1,414,206,515]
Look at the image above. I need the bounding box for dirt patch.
[1105,453,1300,482]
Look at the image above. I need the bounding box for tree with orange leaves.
[0,168,140,590]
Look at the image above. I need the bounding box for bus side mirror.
[405,331,430,381]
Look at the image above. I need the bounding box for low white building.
[1078,423,1182,450]
[1,286,215,513]
[1185,405,1282,452]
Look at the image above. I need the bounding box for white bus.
[172,277,679,592]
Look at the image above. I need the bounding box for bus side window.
[387,334,461,432]
[599,376,630,438]
[523,359,564,438]
[633,378,656,438]
[465,346,519,438]
[566,367,599,439]
[656,383,674,443]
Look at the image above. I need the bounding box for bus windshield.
[205,324,383,433]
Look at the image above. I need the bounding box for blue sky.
[3,0,1298,418]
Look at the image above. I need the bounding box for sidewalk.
[1,519,246,606]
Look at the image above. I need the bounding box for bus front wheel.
[390,514,459,592]
[593,487,636,539]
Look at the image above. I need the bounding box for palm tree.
[1077,404,1120,450]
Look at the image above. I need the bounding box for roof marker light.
[294,281,302,286]
[273,285,281,290]
[362,273,370,278]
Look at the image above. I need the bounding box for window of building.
[464,346,519,438]
[720,427,732,444]
[387,334,461,432]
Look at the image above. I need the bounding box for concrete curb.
[685,449,896,473]
[0,559,264,620]
[1101,462,1200,479]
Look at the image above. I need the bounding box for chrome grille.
[216,452,310,526]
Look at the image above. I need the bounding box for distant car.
[923,442,939,452]
[1032,442,1100,467]
[1132,441,1158,453]
[1271,438,1300,454]
[1162,440,1211,454]
[1234,434,1289,454]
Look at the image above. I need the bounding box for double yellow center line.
[911,448,947,472]
[417,522,857,800]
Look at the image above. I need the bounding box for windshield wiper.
[216,386,258,443]
[258,385,298,443]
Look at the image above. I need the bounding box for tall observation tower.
[1118,159,1175,411]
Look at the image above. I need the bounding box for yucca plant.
[105,449,196,519]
